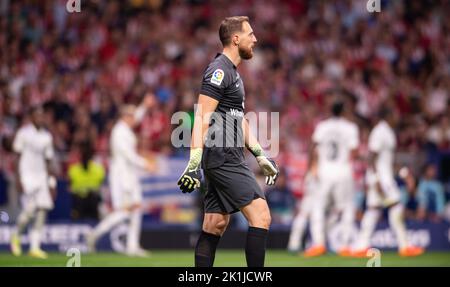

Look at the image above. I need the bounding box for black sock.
[195,231,221,267]
[245,226,268,267]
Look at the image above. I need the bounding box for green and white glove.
[178,148,202,193]
[249,144,280,186]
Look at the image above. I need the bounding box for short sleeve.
[368,128,382,153]
[12,129,25,153]
[200,64,228,101]
[312,123,323,144]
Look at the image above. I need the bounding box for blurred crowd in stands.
[0,0,449,223]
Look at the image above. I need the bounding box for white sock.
[309,203,326,246]
[16,209,34,235]
[354,208,380,250]
[30,209,46,250]
[325,211,340,231]
[339,205,355,248]
[92,210,129,241]
[126,209,142,252]
[288,211,308,251]
[388,204,408,250]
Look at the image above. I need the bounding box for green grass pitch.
[1,250,450,267]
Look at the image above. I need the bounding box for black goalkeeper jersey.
[199,53,246,169]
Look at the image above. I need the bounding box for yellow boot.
[29,248,48,259]
[10,234,22,256]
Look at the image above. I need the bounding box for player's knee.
[261,211,272,229]
[23,208,36,220]
[214,219,229,233]
[203,216,229,236]
[249,210,271,229]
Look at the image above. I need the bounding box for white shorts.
[366,171,401,208]
[109,170,142,210]
[316,173,354,211]
[21,180,53,211]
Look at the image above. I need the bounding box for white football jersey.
[13,123,54,183]
[110,120,147,186]
[313,117,359,175]
[368,120,396,180]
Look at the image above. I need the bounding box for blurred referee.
[177,16,279,267]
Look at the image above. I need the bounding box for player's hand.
[125,203,142,212]
[145,161,156,173]
[178,148,203,193]
[142,92,156,109]
[48,175,57,200]
[177,167,202,193]
[256,156,279,185]
[143,153,157,173]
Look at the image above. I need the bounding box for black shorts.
[203,163,265,214]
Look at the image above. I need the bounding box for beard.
[238,44,253,60]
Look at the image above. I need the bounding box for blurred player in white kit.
[304,100,359,257]
[287,160,319,253]
[10,106,57,259]
[87,94,155,257]
[351,108,424,257]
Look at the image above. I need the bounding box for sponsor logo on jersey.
[230,108,244,118]
[210,69,224,86]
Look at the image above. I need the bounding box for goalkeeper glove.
[178,148,202,193]
[249,144,280,186]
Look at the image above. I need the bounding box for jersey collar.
[216,53,237,70]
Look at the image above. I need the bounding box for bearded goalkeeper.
[177,16,279,267]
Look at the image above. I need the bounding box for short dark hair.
[378,106,391,120]
[331,101,344,116]
[219,16,249,47]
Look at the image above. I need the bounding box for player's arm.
[191,95,219,149]
[116,135,153,172]
[12,130,24,193]
[12,150,22,194]
[352,125,360,158]
[367,126,385,197]
[243,118,279,185]
[12,153,22,194]
[348,125,360,183]
[46,158,58,199]
[307,142,318,175]
[44,135,58,199]
[178,64,227,193]
[350,148,359,161]
[134,92,156,124]
[368,151,378,174]
[368,151,384,197]
[177,95,218,193]
[309,123,321,177]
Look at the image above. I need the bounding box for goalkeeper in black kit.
[177,16,279,267]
